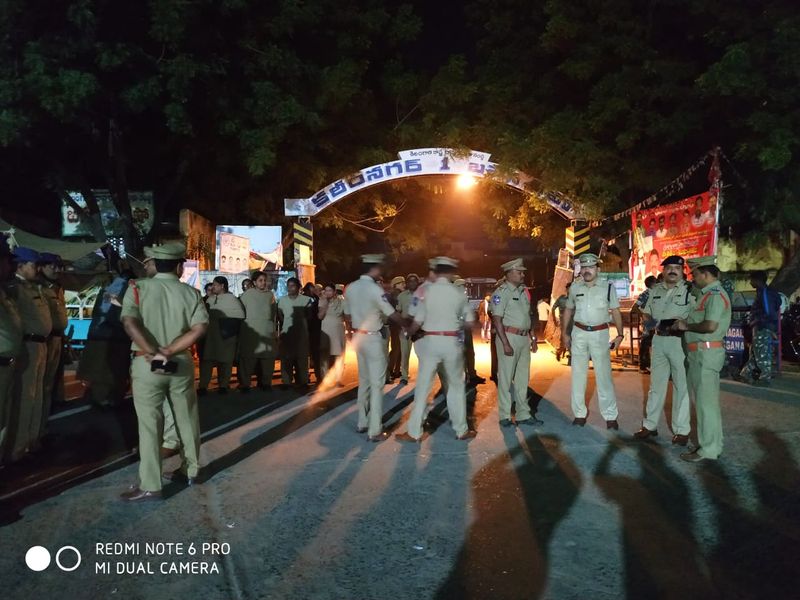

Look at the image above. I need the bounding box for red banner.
[630,191,718,295]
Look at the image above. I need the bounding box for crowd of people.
[0,232,786,499]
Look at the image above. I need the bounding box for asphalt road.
[1,341,798,600]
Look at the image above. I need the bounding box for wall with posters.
[215,225,283,273]
[630,191,719,295]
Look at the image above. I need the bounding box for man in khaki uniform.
[396,273,420,385]
[38,252,68,437]
[454,278,484,385]
[634,255,695,445]
[276,277,312,388]
[674,256,731,463]
[0,235,22,465]
[8,247,52,460]
[562,253,625,429]
[344,255,402,441]
[492,258,540,427]
[397,258,476,442]
[238,271,277,391]
[120,243,208,501]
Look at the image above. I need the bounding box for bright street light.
[455,174,478,190]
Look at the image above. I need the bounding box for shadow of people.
[699,429,800,599]
[594,440,715,599]
[435,433,581,599]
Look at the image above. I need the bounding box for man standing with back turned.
[120,243,208,501]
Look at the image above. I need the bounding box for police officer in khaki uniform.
[7,247,52,460]
[0,235,22,465]
[492,258,541,427]
[38,252,68,437]
[238,271,277,392]
[397,258,476,442]
[634,255,695,445]
[344,255,402,441]
[454,278,484,385]
[120,242,208,501]
[561,253,624,429]
[673,256,731,463]
[396,273,420,385]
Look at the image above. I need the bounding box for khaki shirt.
[397,289,414,318]
[491,282,532,329]
[642,281,695,321]
[565,278,619,326]
[0,285,22,357]
[407,280,433,319]
[413,277,473,330]
[7,274,52,337]
[240,288,276,336]
[120,273,208,354]
[343,275,395,331]
[685,281,731,345]
[276,294,312,335]
[41,280,69,332]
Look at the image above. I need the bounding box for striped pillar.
[291,220,315,283]
[565,223,590,256]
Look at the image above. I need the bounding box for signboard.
[180,260,201,290]
[630,191,719,295]
[284,148,575,218]
[62,190,154,237]
[215,225,283,272]
[218,233,250,274]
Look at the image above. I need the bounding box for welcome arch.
[284,148,576,219]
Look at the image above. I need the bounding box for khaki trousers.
[131,355,201,491]
[162,396,179,450]
[11,340,46,458]
[496,333,532,421]
[570,328,618,420]
[687,348,725,459]
[353,333,387,437]
[239,354,276,388]
[643,335,690,434]
[199,360,233,390]
[407,336,468,438]
[0,364,14,462]
[400,334,414,380]
[40,335,62,436]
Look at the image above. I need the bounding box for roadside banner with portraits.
[217,232,250,274]
[630,191,719,295]
[62,190,154,237]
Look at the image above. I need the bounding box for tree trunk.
[107,118,140,256]
[771,237,800,296]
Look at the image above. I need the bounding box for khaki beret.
[577,253,601,267]
[453,278,466,287]
[361,254,385,264]
[687,255,717,268]
[501,257,526,272]
[431,256,459,268]
[390,276,405,286]
[406,273,420,281]
[144,242,186,260]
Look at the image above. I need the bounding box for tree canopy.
[1,0,798,287]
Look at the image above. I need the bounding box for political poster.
[630,191,719,295]
[215,225,282,272]
[62,191,154,237]
[217,232,250,274]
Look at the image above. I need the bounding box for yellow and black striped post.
[565,222,590,256]
[291,219,315,283]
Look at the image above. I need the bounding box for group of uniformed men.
[0,238,68,468]
[1,235,734,499]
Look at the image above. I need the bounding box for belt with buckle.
[422,331,459,336]
[23,333,48,343]
[655,330,683,338]
[687,341,723,352]
[0,356,15,367]
[574,322,609,332]
[504,327,530,336]
[355,329,381,335]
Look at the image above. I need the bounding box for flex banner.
[630,191,719,295]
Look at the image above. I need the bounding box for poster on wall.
[218,232,250,274]
[630,191,719,295]
[62,191,154,237]
[215,225,283,272]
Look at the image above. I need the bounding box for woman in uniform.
[318,283,346,387]
[199,276,244,394]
